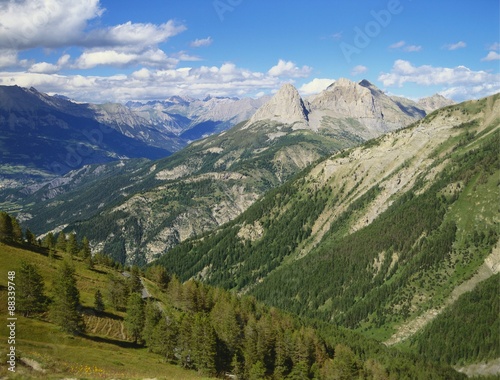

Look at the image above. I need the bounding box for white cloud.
[0,1,185,51]
[190,37,213,48]
[389,41,406,49]
[0,0,103,49]
[83,20,186,49]
[443,41,467,51]
[28,54,71,73]
[74,48,180,69]
[0,60,304,102]
[28,62,60,74]
[481,51,500,62]
[404,45,422,52]
[351,65,368,76]
[487,42,500,51]
[298,78,335,96]
[0,50,19,69]
[389,41,421,52]
[379,59,500,101]
[268,59,312,78]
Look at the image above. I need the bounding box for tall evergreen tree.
[128,265,143,294]
[107,274,129,311]
[43,232,55,250]
[11,217,23,243]
[25,228,37,246]
[49,261,85,335]
[80,236,91,258]
[192,313,216,375]
[17,261,46,317]
[55,232,67,252]
[66,233,79,256]
[125,292,145,344]
[0,211,13,242]
[94,289,105,313]
[143,301,162,349]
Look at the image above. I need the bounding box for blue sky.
[0,0,498,103]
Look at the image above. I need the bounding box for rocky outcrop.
[417,94,455,113]
[245,83,310,127]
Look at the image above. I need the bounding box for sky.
[0,0,498,103]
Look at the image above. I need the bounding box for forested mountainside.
[0,215,466,379]
[156,94,499,369]
[9,80,433,266]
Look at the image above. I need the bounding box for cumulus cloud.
[268,59,312,78]
[190,37,213,48]
[0,50,20,69]
[351,65,368,76]
[379,59,500,101]
[481,51,500,62]
[443,41,467,50]
[298,78,335,96]
[0,1,185,51]
[28,54,71,73]
[0,0,103,49]
[0,60,304,103]
[83,20,186,49]
[74,48,179,69]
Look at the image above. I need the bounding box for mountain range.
[156,92,499,372]
[0,77,498,378]
[2,79,454,265]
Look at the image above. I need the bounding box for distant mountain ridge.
[9,80,455,266]
[0,85,267,183]
[0,85,171,176]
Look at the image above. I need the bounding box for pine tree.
[107,274,129,311]
[56,232,67,252]
[153,313,179,361]
[146,265,171,289]
[43,232,55,250]
[125,292,145,344]
[94,289,105,313]
[17,261,46,317]
[66,233,78,256]
[25,228,36,246]
[192,313,216,375]
[142,301,162,349]
[11,217,23,243]
[49,261,85,335]
[128,265,143,294]
[0,211,13,242]
[80,236,91,258]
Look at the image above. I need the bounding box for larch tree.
[49,261,85,335]
[125,292,145,344]
[17,261,46,317]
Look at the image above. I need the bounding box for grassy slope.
[0,243,212,380]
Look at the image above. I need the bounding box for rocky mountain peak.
[417,93,455,113]
[245,83,309,127]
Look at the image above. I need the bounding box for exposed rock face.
[246,83,310,127]
[309,78,425,135]
[245,79,432,139]
[417,94,456,113]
